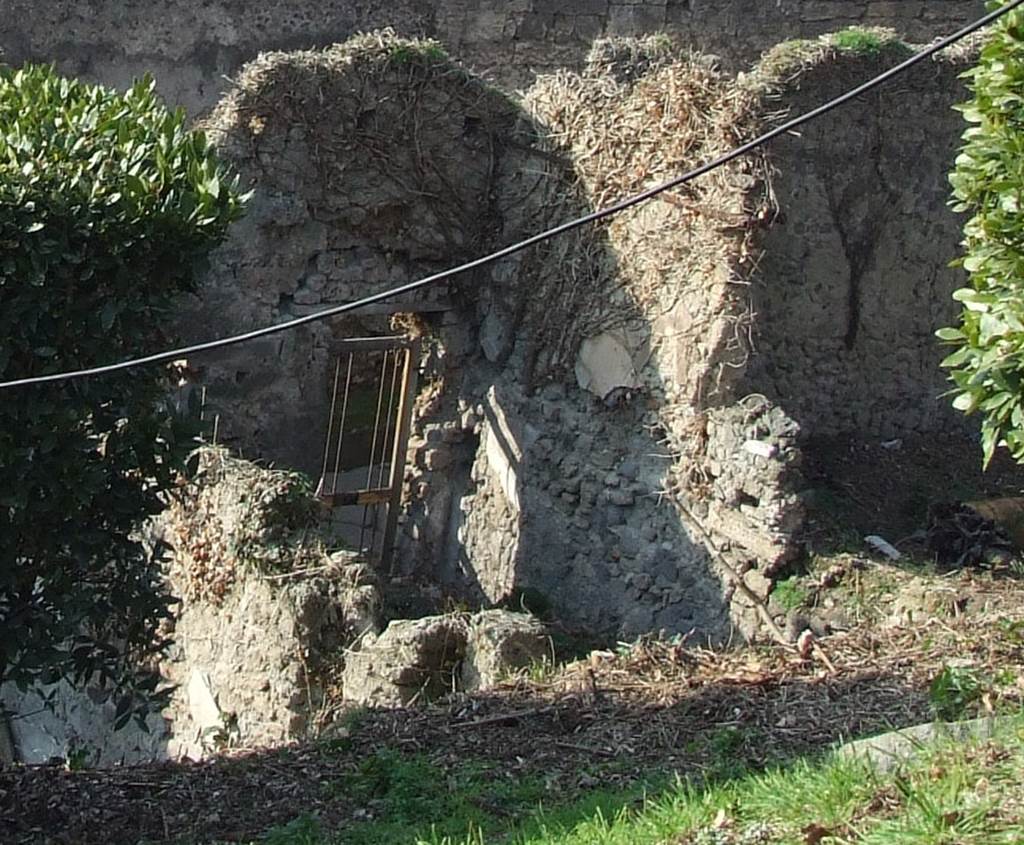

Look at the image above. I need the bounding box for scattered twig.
[450,706,552,729]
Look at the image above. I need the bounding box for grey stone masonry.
[0,1,984,114]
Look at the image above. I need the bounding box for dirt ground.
[4,562,1024,844]
[801,433,1024,546]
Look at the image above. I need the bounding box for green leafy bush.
[0,65,244,724]
[940,4,1024,465]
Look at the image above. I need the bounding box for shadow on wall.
[0,681,170,767]
[174,32,736,643]
[438,380,731,641]
[739,46,976,442]
[173,31,997,645]
[404,33,1004,641]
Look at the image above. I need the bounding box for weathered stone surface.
[885,583,969,628]
[2,1,981,116]
[153,452,383,759]
[700,398,806,573]
[739,47,973,439]
[186,671,222,735]
[0,680,169,767]
[26,30,976,648]
[462,610,550,690]
[170,37,547,476]
[837,717,1012,774]
[342,617,469,707]
[160,562,378,759]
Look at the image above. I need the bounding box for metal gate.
[316,335,420,571]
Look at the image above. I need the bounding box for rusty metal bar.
[382,339,420,573]
[329,352,354,495]
[319,356,342,491]
[365,349,401,555]
[369,349,402,553]
[359,350,391,554]
[364,350,389,489]
[317,485,393,507]
[330,335,418,353]
[376,349,401,490]
[315,334,420,567]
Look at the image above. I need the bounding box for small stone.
[618,459,639,481]
[617,530,641,558]
[424,447,451,471]
[743,568,772,600]
[305,273,327,292]
[293,288,321,305]
[441,423,464,444]
[605,505,626,526]
[608,490,635,507]
[541,401,562,422]
[541,382,566,401]
[654,558,676,582]
[628,573,653,596]
[603,472,621,488]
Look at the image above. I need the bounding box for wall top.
[0,1,985,114]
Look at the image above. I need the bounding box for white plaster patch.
[186,670,222,732]
[575,332,640,399]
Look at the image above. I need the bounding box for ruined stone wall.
[737,45,972,439]
[0,1,983,114]
[160,568,368,759]
[418,381,733,639]
[180,36,549,474]
[165,31,984,642]
[158,448,381,758]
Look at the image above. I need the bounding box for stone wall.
[737,45,971,438]
[417,382,733,639]
[157,448,381,758]
[159,559,380,758]
[0,1,984,114]
[178,36,552,474]
[147,30,986,642]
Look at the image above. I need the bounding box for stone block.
[461,610,549,690]
[342,616,469,707]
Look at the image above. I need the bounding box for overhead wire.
[2,0,1023,390]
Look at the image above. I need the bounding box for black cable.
[2,0,1022,390]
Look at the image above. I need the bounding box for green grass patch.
[244,713,1024,845]
[771,575,810,611]
[389,42,449,66]
[829,27,909,58]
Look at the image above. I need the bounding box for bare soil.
[5,566,1024,844]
